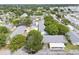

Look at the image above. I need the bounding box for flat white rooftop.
[49,43,65,48]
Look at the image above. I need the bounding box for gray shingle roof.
[67,31,79,43]
[10,25,27,38]
[38,19,45,32]
[43,35,66,43]
[38,19,48,34]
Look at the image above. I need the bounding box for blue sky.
[0,0,79,4]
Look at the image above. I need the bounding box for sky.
[0,0,79,4]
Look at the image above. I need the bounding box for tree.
[25,30,43,54]
[44,21,53,26]
[56,14,61,18]
[9,8,24,16]
[0,26,9,33]
[62,18,71,25]
[9,35,26,52]
[0,34,6,48]
[60,9,64,12]
[45,24,59,35]
[44,15,69,35]
[51,11,56,14]
[44,16,58,24]
[53,8,58,12]
[12,18,21,26]
[44,16,53,21]
[68,8,72,12]
[58,24,69,35]
[34,12,43,15]
[21,17,32,26]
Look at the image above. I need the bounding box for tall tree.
[0,34,6,48]
[45,24,59,35]
[0,26,9,34]
[21,17,32,26]
[9,35,26,52]
[25,30,43,54]
[58,24,69,35]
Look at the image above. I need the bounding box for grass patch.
[64,43,79,51]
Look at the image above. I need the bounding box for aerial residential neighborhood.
[0,4,79,55]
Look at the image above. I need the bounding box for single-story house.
[31,19,38,30]
[65,15,79,26]
[31,16,43,21]
[38,19,48,35]
[6,12,16,19]
[2,23,15,31]
[67,25,74,31]
[31,26,38,30]
[20,13,28,18]
[10,25,27,38]
[43,35,67,50]
[67,31,79,45]
[0,15,7,22]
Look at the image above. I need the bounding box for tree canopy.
[58,24,69,35]
[62,18,71,25]
[21,17,32,26]
[25,30,43,54]
[9,34,26,52]
[44,16,69,35]
[45,24,59,35]
[0,26,9,34]
[53,8,58,12]
[0,34,6,48]
[12,18,20,26]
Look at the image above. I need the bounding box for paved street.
[35,45,79,55]
[0,46,79,55]
[36,48,79,55]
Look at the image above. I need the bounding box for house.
[31,18,38,30]
[20,13,28,18]
[67,31,79,45]
[65,15,79,26]
[67,25,74,31]
[38,18,48,35]
[6,12,16,19]
[31,16,43,31]
[43,35,67,50]
[38,19,45,35]
[0,15,7,22]
[2,23,15,31]
[10,25,27,38]
[31,16,47,34]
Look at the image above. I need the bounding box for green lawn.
[64,43,79,51]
